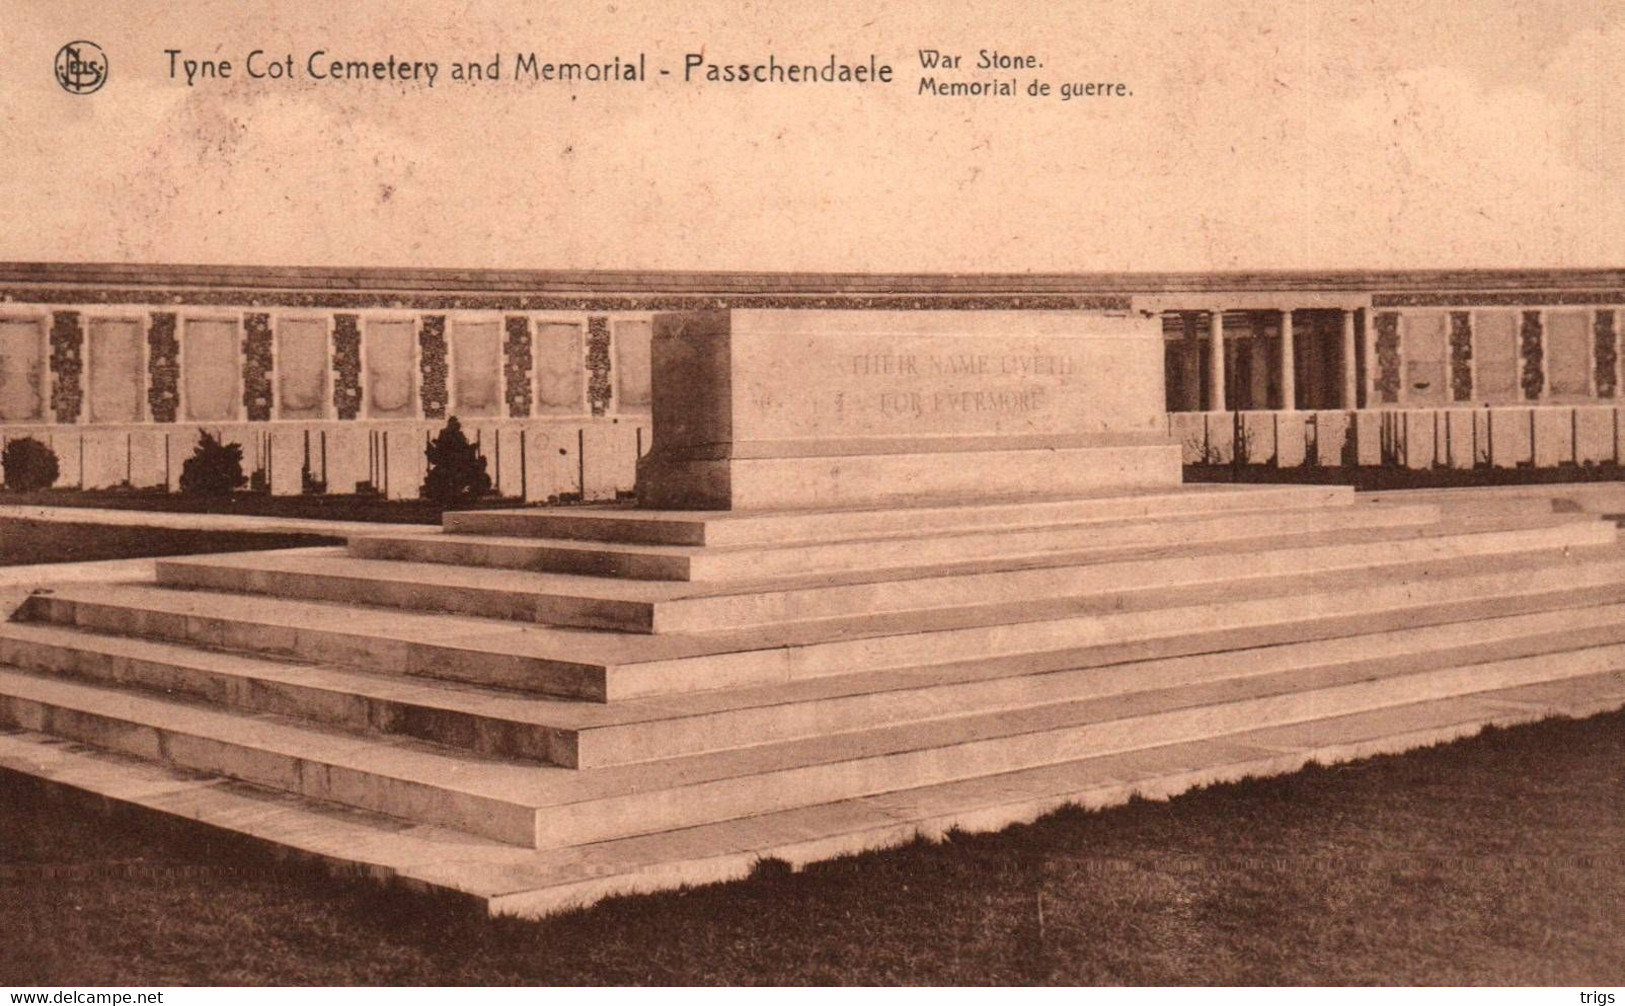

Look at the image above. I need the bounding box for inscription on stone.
[840,353,1075,376]
[833,350,1076,422]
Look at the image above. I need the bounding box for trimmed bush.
[179,430,246,496]
[421,416,492,504]
[1,436,60,491]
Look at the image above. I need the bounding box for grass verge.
[0,519,339,567]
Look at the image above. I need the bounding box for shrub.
[1,436,60,491]
[421,416,492,504]
[178,429,246,496]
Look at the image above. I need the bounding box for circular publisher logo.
[54,41,108,95]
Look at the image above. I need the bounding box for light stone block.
[1532,408,1573,467]
[81,431,127,488]
[325,427,371,495]
[523,424,580,502]
[269,430,304,496]
[1240,412,1276,465]
[385,427,424,500]
[1442,410,1475,470]
[1489,408,1533,468]
[1355,411,1384,467]
[1275,414,1307,468]
[1403,411,1436,470]
[637,309,1177,509]
[128,431,167,490]
[492,428,525,499]
[1575,407,1616,466]
[583,423,636,501]
[1313,411,1351,467]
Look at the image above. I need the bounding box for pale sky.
[4,0,1624,273]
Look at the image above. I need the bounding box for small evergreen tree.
[178,429,246,496]
[1,436,60,491]
[421,416,492,504]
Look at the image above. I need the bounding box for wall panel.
[87,319,144,424]
[0,319,45,421]
[183,319,241,422]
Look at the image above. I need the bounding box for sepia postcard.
[1,0,1622,992]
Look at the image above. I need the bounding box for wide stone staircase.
[3,482,1625,916]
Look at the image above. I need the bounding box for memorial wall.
[6,265,1625,495]
[0,290,657,499]
[0,307,652,429]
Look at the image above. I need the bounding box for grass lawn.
[0,519,339,567]
[1,710,1620,985]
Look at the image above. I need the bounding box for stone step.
[433,668,1625,915]
[443,484,1356,546]
[6,600,1625,769]
[23,545,1625,701]
[156,517,1616,633]
[1,635,1621,849]
[559,602,1625,766]
[4,668,1621,917]
[0,622,582,766]
[351,501,1441,582]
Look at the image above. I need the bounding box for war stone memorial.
[2,290,1624,918]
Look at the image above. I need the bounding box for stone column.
[1180,313,1202,412]
[1341,309,1358,408]
[1279,308,1297,411]
[1358,309,1375,406]
[1208,309,1227,412]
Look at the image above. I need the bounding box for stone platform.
[3,482,1625,916]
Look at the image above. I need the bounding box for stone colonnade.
[1166,302,1624,413]
[1174,306,1363,413]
